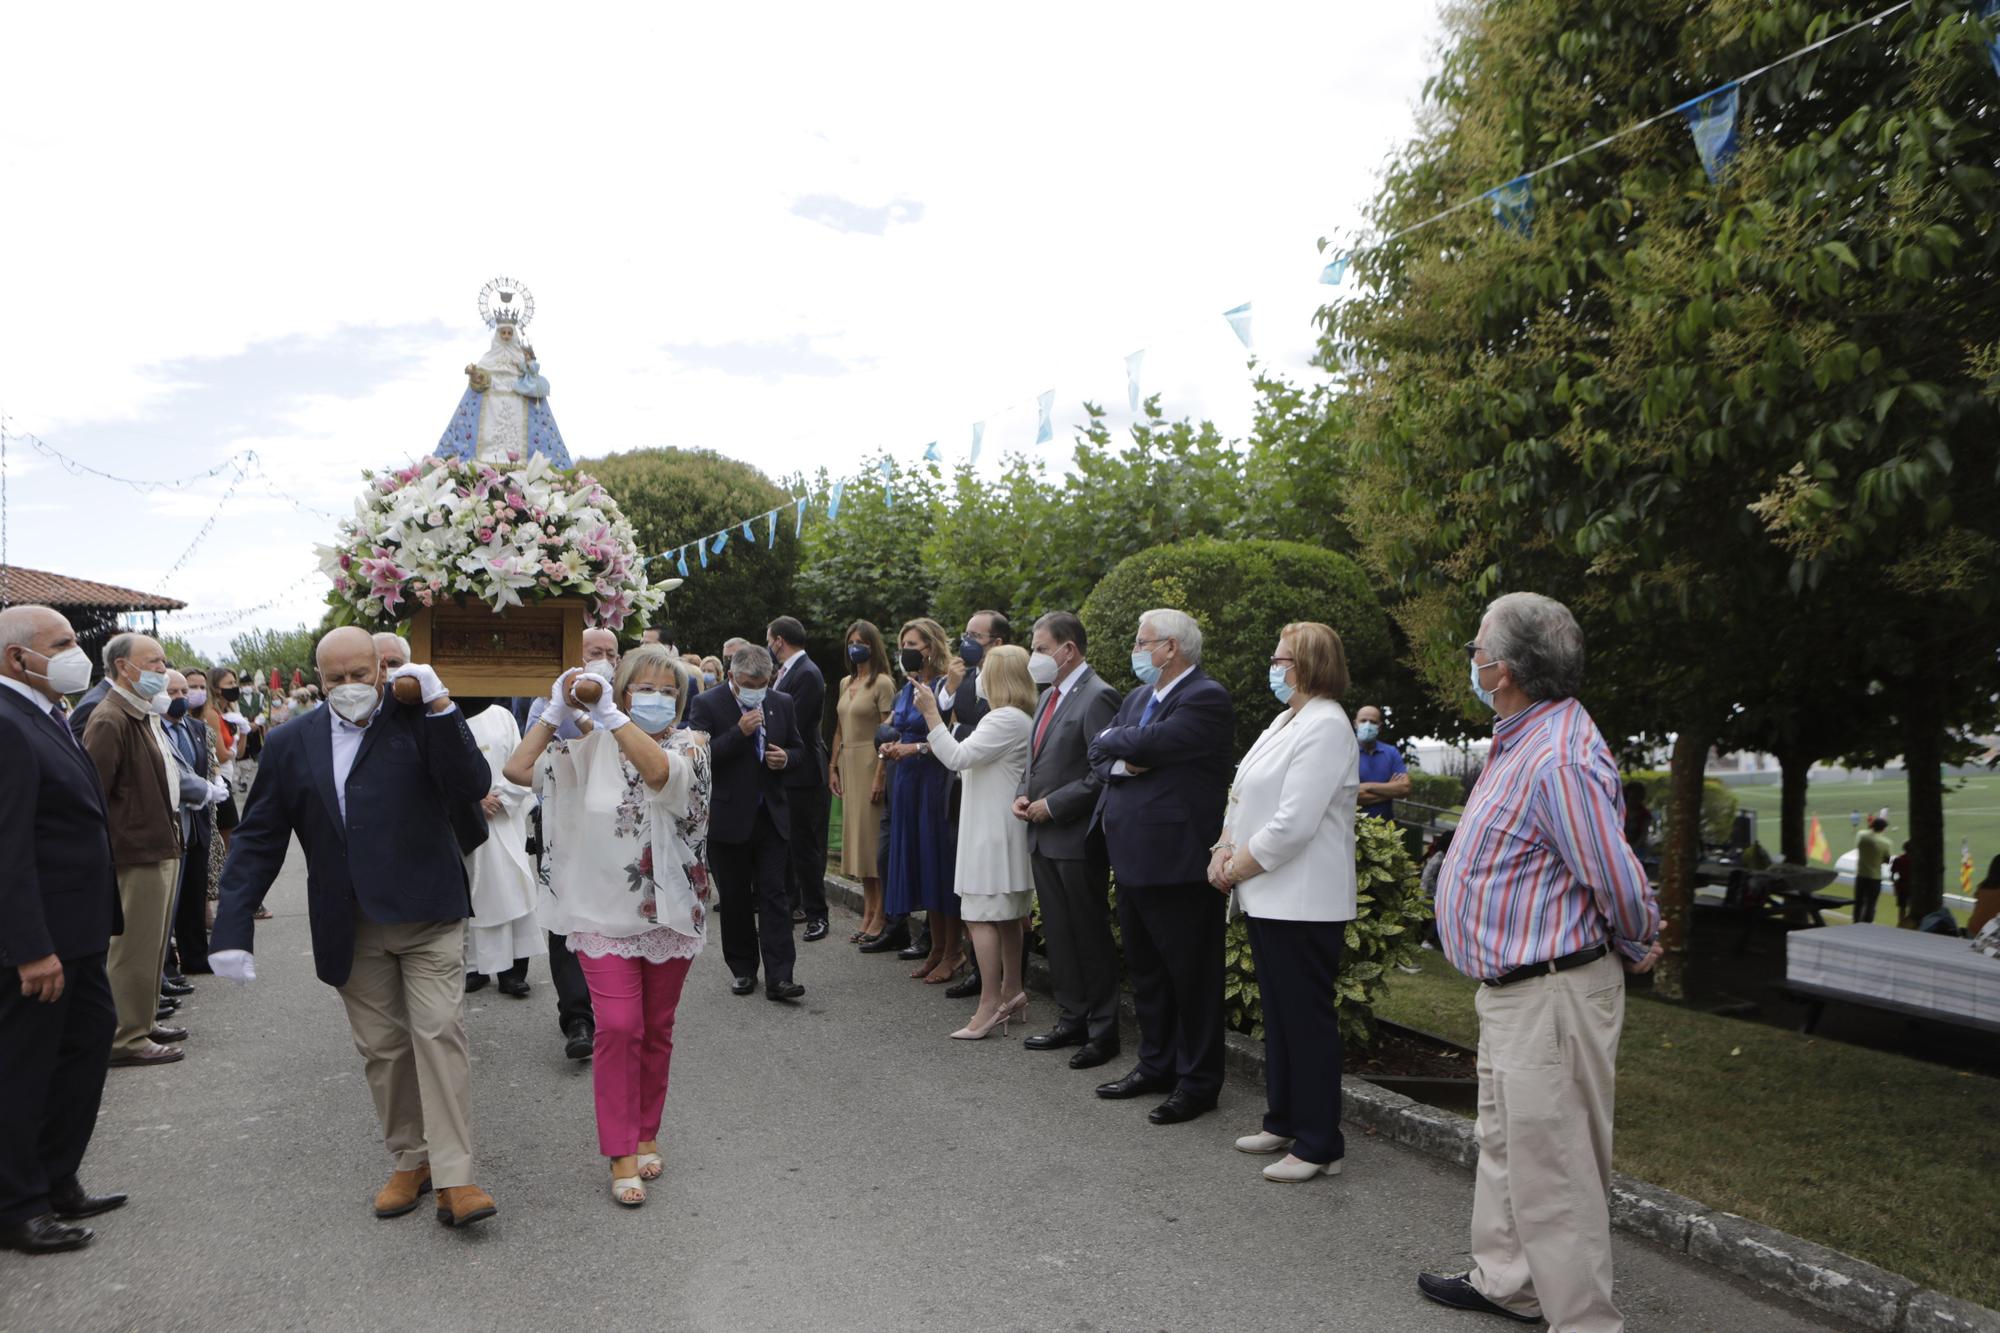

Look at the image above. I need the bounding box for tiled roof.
[0,566,186,611]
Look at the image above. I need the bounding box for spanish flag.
[1807,817,1831,865]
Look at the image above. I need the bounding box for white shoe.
[611,1174,646,1207]
[1234,1131,1294,1155]
[1263,1154,1341,1183]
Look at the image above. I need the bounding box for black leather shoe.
[0,1213,92,1254]
[562,1017,594,1061]
[1416,1273,1541,1324]
[155,1001,178,1021]
[857,923,910,954]
[149,1025,189,1043]
[49,1177,127,1220]
[730,976,758,997]
[1095,1068,1174,1100]
[496,976,531,998]
[463,973,490,994]
[897,934,932,962]
[766,980,805,1002]
[802,919,829,943]
[160,978,194,996]
[943,970,982,999]
[1147,1090,1218,1125]
[1024,1027,1084,1051]
[1068,1039,1120,1070]
[791,908,809,924]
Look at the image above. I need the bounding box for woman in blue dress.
[882,617,962,983]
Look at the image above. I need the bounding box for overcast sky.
[2,2,1447,654]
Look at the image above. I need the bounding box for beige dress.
[835,672,896,877]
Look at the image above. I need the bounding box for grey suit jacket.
[1016,664,1121,861]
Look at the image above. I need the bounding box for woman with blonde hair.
[913,643,1035,1037]
[504,645,712,1208]
[830,619,897,942]
[880,617,962,982]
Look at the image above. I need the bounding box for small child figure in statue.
[436,278,572,468]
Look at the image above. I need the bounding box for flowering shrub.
[317,451,666,630]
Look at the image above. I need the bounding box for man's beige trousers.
[107,859,179,1056]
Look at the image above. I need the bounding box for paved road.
[1,850,1846,1332]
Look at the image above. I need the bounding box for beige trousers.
[1469,950,1626,1333]
[336,915,476,1188]
[107,859,180,1056]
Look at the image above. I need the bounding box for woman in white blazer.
[913,644,1036,1040]
[1207,621,1359,1184]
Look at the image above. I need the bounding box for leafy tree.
[226,623,320,677]
[920,455,1059,632]
[584,447,799,656]
[793,454,942,656]
[158,634,213,672]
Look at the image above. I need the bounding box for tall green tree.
[793,455,942,655]
[226,623,319,676]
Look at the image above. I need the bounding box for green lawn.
[1374,953,2000,1309]
[1728,772,2000,890]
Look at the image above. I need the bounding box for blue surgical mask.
[630,693,677,733]
[1268,665,1294,705]
[1131,649,1161,687]
[1470,656,1499,710]
[1355,721,1379,744]
[702,672,717,687]
[737,685,768,708]
[959,637,986,667]
[846,643,870,664]
[133,668,167,699]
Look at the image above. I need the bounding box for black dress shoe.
[1068,1039,1120,1070]
[1024,1027,1084,1051]
[463,973,490,994]
[496,976,531,998]
[149,1025,189,1043]
[1416,1273,1542,1324]
[49,1177,127,1220]
[791,908,809,924]
[562,1017,595,1061]
[1147,1090,1218,1125]
[160,978,194,996]
[0,1213,92,1254]
[897,935,932,961]
[730,976,758,997]
[1095,1068,1175,1100]
[857,924,910,954]
[766,980,805,1002]
[943,970,982,999]
[802,919,829,943]
[155,1002,178,1021]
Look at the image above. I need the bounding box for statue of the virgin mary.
[436,278,572,468]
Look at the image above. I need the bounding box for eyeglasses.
[1268,656,1295,668]
[1132,637,1163,651]
[1462,640,1484,660]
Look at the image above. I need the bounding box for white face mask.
[1027,651,1059,686]
[151,691,173,716]
[582,657,617,681]
[22,644,93,695]
[974,671,988,703]
[329,682,381,725]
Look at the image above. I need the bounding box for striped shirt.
[1435,696,1659,981]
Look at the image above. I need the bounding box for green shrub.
[1405,769,1466,814]
[1224,817,1429,1044]
[1080,538,1394,762]
[1623,769,1738,846]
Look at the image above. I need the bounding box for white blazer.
[1227,697,1359,923]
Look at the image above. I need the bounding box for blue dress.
[884,679,958,917]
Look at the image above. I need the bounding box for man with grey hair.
[685,643,809,1001]
[372,633,412,675]
[1418,592,1661,1332]
[1087,609,1234,1124]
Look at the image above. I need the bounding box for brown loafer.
[109,1042,184,1068]
[372,1163,432,1218]
[435,1184,497,1228]
[149,1025,189,1043]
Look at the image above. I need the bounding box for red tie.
[1032,688,1061,754]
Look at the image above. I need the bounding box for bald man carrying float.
[209,626,500,1227]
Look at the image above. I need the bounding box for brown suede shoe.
[372,1163,432,1218]
[435,1184,497,1228]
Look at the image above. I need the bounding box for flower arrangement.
[317,451,665,630]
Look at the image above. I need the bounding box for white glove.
[543,669,581,729]
[585,685,629,733]
[223,711,248,729]
[209,949,257,985]
[390,662,449,704]
[207,779,231,804]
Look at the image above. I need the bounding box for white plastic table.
[1785,923,2000,1034]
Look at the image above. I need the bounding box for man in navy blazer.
[209,627,501,1227]
[0,606,127,1254]
[766,616,831,942]
[1087,608,1235,1126]
[686,644,809,1001]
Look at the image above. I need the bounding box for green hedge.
[1623,769,1738,846]
[1405,769,1466,813]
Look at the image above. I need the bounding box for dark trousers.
[1032,848,1120,1043]
[1117,880,1225,1101]
[547,931,594,1032]
[0,952,116,1225]
[786,779,831,921]
[1245,916,1347,1165]
[711,807,797,985]
[1853,875,1882,924]
[171,828,212,975]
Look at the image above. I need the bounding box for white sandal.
[636,1151,664,1182]
[611,1175,646,1207]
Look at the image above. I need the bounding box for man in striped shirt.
[1418,592,1661,1333]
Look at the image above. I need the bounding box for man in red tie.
[1010,611,1123,1069]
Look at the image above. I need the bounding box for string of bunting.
[159,569,324,632]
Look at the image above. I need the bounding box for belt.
[1482,943,1609,988]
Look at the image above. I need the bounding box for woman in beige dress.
[829,620,896,942]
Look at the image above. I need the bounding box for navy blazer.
[210,698,491,987]
[1087,668,1235,888]
[686,685,807,844]
[773,651,827,788]
[0,687,122,965]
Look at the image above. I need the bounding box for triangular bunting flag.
[1488,175,1534,236]
[698,540,709,570]
[879,458,894,508]
[767,509,778,547]
[1679,82,1740,183]
[828,480,846,521]
[1318,253,1350,286]
[970,422,984,467]
[1035,390,1055,445]
[676,547,690,578]
[741,519,755,541]
[1223,302,1253,349]
[713,530,728,556]
[794,495,807,537]
[922,441,941,463]
[1125,350,1145,412]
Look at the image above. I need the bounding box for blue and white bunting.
[922,441,941,463]
[1679,82,1741,183]
[741,519,755,541]
[970,421,985,467]
[880,457,894,508]
[828,480,846,521]
[1488,176,1534,236]
[713,530,728,556]
[676,547,689,578]
[794,496,807,538]
[1223,303,1253,349]
[1985,0,1999,79]
[766,509,778,547]
[1318,253,1350,286]
[698,539,709,570]
[1125,350,1145,412]
[1035,390,1055,445]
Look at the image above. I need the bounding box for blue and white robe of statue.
[436,336,572,468]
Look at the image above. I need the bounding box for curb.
[821,874,2000,1333]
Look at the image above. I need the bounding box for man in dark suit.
[766,616,831,943]
[1014,611,1123,1068]
[0,605,127,1254]
[209,626,502,1228]
[65,671,111,742]
[1087,608,1234,1126]
[686,644,808,1002]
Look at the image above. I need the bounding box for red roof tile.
[0,566,186,612]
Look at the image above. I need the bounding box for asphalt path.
[1,847,1846,1332]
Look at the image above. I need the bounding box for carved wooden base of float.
[406,596,584,698]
